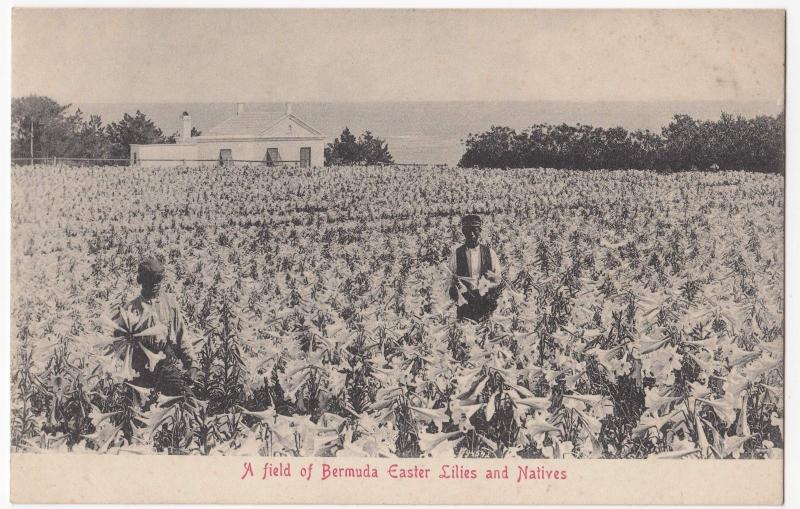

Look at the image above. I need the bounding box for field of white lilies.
[10,164,783,458]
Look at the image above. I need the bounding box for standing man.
[448,214,505,322]
[113,258,199,396]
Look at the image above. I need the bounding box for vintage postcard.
[9,8,785,505]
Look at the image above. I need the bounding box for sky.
[11,9,785,104]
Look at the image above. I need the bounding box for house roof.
[203,111,324,138]
[205,112,283,136]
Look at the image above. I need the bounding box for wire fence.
[11,157,303,166]
[12,157,132,165]
[11,157,448,168]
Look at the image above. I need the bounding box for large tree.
[659,114,707,171]
[458,125,520,168]
[11,95,83,160]
[357,131,394,165]
[106,110,168,159]
[324,127,359,165]
[325,127,393,166]
[78,114,111,159]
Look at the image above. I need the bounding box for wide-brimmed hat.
[138,257,165,277]
[460,214,482,227]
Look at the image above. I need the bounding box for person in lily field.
[448,214,505,322]
[112,258,199,396]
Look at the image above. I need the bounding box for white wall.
[196,138,326,167]
[130,144,199,168]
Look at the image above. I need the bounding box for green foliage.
[325,127,394,165]
[11,95,179,162]
[11,95,109,160]
[357,131,394,165]
[325,127,359,165]
[79,114,112,159]
[459,112,784,173]
[105,111,168,159]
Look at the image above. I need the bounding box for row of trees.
[12,95,393,166]
[458,112,785,173]
[11,95,201,161]
[324,127,394,165]
[13,95,782,172]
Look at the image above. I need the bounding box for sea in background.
[75,101,783,166]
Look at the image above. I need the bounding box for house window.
[219,149,233,166]
[265,148,282,166]
[300,147,311,167]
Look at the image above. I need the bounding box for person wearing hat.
[448,214,505,322]
[112,257,199,396]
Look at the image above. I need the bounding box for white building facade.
[130,103,326,168]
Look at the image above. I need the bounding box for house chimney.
[236,103,245,116]
[285,102,293,115]
[180,112,192,143]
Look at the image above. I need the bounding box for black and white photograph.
[7,6,788,505]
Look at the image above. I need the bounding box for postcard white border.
[2,1,796,508]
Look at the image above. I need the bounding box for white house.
[130,103,326,168]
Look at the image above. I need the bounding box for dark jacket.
[449,244,500,322]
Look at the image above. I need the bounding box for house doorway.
[300,147,311,167]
